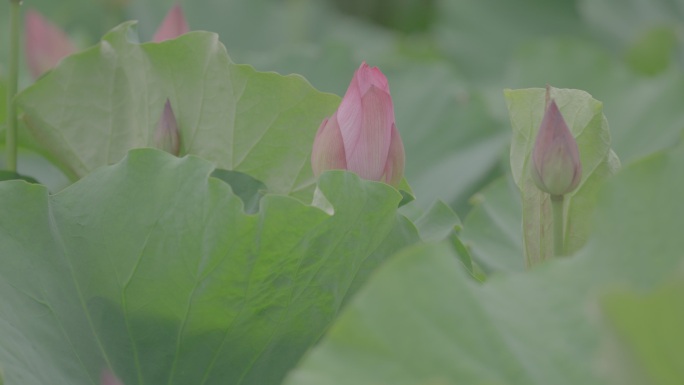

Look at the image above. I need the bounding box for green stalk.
[551,194,564,257]
[6,0,22,172]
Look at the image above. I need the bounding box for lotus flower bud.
[152,4,190,42]
[24,10,77,79]
[311,62,405,186]
[530,99,582,196]
[155,99,181,156]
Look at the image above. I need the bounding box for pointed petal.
[311,114,347,177]
[152,4,190,42]
[101,369,124,385]
[345,86,394,181]
[354,62,389,94]
[155,99,181,156]
[531,99,582,195]
[336,69,364,154]
[382,124,405,187]
[24,10,77,79]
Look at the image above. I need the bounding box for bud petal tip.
[155,99,181,156]
[531,99,582,196]
[152,4,190,42]
[101,369,124,385]
[24,9,77,79]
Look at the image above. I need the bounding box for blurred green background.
[1,0,683,217]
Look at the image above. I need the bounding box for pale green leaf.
[600,276,684,385]
[460,175,524,274]
[0,149,419,385]
[16,22,339,201]
[413,200,461,242]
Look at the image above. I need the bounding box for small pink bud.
[531,99,582,196]
[155,99,181,156]
[24,10,77,79]
[311,62,405,186]
[152,4,190,42]
[100,369,124,385]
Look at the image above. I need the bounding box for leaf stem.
[551,194,564,257]
[6,0,22,172]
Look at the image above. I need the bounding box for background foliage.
[0,0,683,384]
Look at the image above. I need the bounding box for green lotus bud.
[530,99,582,196]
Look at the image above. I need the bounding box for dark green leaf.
[0,170,38,184]
[210,169,267,214]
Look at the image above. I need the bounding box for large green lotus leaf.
[505,87,620,265]
[600,276,684,385]
[284,132,684,385]
[0,148,419,385]
[16,22,339,199]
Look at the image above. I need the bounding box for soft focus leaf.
[600,277,684,385]
[392,64,508,213]
[578,0,684,74]
[624,26,678,75]
[413,200,461,242]
[17,22,339,200]
[284,135,684,385]
[460,175,524,274]
[0,149,419,385]
[434,0,584,84]
[505,86,620,264]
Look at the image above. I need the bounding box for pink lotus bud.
[530,99,582,196]
[152,4,190,42]
[24,10,77,79]
[100,369,124,385]
[155,99,181,156]
[311,62,405,186]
